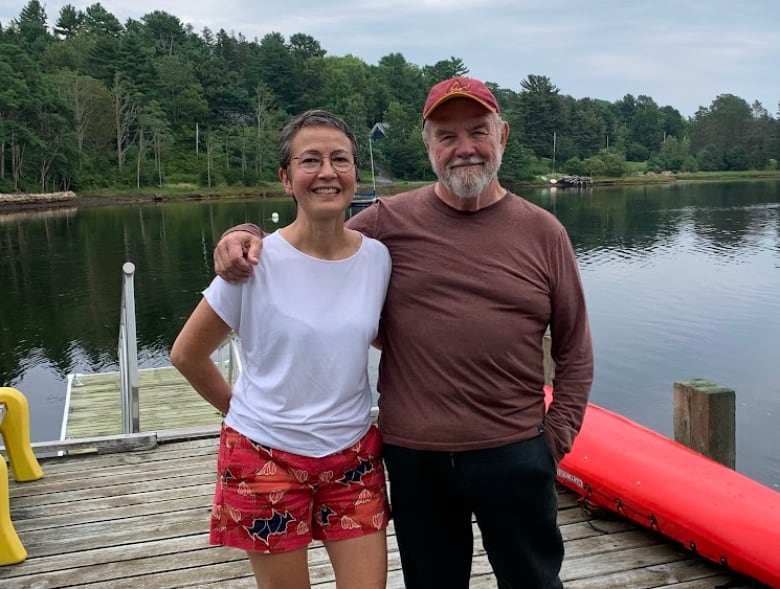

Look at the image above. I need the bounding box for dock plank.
[3,436,763,589]
[65,367,223,438]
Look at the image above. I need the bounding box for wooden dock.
[0,366,756,587]
[3,434,762,589]
[64,366,223,439]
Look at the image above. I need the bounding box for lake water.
[1,180,779,489]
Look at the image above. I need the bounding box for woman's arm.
[170,298,234,416]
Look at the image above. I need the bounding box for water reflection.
[0,207,78,225]
[1,181,779,488]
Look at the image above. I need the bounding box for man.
[214,77,594,589]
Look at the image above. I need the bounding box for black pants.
[383,436,564,589]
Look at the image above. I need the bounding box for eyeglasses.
[291,153,355,174]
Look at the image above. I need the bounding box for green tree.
[376,53,426,108]
[288,33,325,60]
[518,74,563,159]
[0,44,42,190]
[584,149,626,177]
[111,74,140,172]
[318,56,372,123]
[627,95,664,156]
[382,99,427,180]
[83,3,123,36]
[499,133,537,182]
[141,10,187,57]
[560,97,608,160]
[254,32,299,112]
[84,6,124,85]
[657,136,690,171]
[690,94,752,156]
[32,73,75,190]
[134,100,169,187]
[0,54,31,188]
[155,54,208,127]
[115,21,157,93]
[195,31,249,127]
[251,83,281,179]
[696,144,722,171]
[660,105,686,143]
[422,57,468,85]
[724,145,750,170]
[14,0,52,56]
[52,69,114,179]
[54,4,84,38]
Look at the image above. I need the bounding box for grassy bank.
[3,170,779,211]
[81,169,780,200]
[76,180,430,203]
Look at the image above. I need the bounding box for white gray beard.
[446,167,493,199]
[432,154,502,200]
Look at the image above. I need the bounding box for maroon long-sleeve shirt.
[233,185,593,461]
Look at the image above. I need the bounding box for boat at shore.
[551,387,780,588]
[350,189,377,210]
[550,175,592,187]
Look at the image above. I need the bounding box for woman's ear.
[279,167,293,195]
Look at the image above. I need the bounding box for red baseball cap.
[423,76,500,120]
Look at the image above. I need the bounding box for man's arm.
[543,230,594,464]
[213,223,264,282]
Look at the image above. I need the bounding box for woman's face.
[279,126,357,220]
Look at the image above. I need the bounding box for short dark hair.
[278,109,360,174]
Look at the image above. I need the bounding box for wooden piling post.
[673,379,736,469]
[543,332,554,386]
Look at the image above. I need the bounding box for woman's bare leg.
[247,547,310,589]
[325,530,387,589]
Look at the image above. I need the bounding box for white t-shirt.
[204,231,391,457]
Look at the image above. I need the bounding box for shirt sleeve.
[543,226,594,463]
[221,223,264,240]
[202,276,244,333]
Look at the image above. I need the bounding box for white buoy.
[270,212,279,223]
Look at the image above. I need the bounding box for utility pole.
[368,134,377,195]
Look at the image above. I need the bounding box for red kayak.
[551,390,780,588]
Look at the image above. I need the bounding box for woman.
[171,110,391,589]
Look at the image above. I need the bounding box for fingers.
[246,236,262,265]
[214,232,262,282]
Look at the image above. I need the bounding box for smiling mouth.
[450,160,484,170]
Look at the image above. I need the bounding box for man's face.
[424,98,506,199]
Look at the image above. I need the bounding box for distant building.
[370,122,389,141]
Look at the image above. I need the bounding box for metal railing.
[118,262,140,433]
[117,263,242,433]
[215,332,243,387]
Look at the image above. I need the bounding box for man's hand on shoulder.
[214,229,262,282]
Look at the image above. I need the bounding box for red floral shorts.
[210,423,389,553]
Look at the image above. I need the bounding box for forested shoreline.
[2,1,779,196]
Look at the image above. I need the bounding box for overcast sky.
[3,1,778,118]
